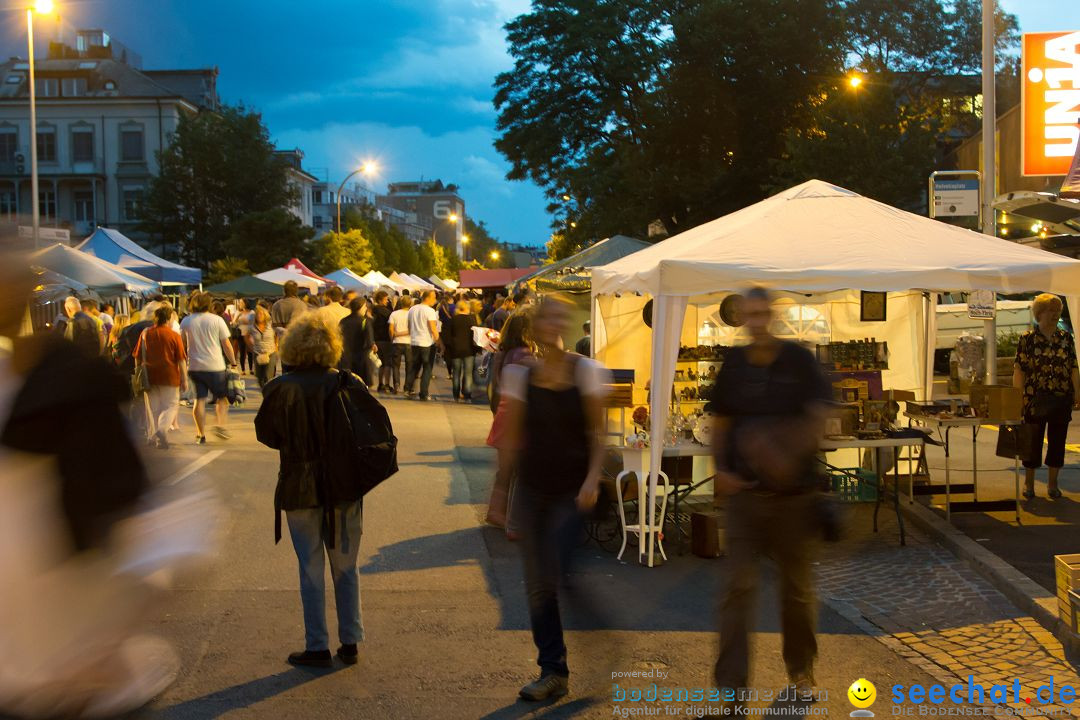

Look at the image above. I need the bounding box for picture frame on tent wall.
[860,291,887,322]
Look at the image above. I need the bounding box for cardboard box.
[970,384,1023,421]
[1055,554,1080,624]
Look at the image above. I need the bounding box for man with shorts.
[180,291,237,444]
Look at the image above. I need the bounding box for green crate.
[829,468,879,502]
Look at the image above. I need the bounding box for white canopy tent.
[362,270,405,293]
[592,179,1080,567]
[428,276,450,291]
[407,273,436,290]
[255,268,323,294]
[325,268,378,294]
[441,277,460,290]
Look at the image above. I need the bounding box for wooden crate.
[1055,554,1080,624]
[604,383,633,408]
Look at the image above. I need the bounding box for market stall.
[30,243,159,298]
[325,268,379,294]
[362,270,406,293]
[254,268,323,294]
[592,179,1080,567]
[204,275,285,297]
[75,227,202,286]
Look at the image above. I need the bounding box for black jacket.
[445,315,478,360]
[339,315,374,378]
[255,367,373,544]
[2,335,147,553]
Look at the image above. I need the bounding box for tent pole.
[924,292,938,401]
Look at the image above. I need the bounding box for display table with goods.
[904,398,1023,524]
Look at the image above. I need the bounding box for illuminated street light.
[336,162,377,233]
[490,250,500,261]
[848,73,863,89]
[461,234,470,262]
[26,0,56,248]
[449,212,458,223]
[562,194,571,202]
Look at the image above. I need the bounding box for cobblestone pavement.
[820,506,1080,714]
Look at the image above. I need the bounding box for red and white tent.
[283,257,331,284]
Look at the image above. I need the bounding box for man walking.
[708,287,831,698]
[317,286,351,326]
[180,291,237,444]
[271,280,309,336]
[404,290,441,400]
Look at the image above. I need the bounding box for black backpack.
[323,370,399,501]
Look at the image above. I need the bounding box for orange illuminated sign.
[1022,31,1080,177]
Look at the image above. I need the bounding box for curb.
[897,499,1080,656]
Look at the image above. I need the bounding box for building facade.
[376,179,464,255]
[275,149,317,229]
[0,29,217,243]
[311,180,375,235]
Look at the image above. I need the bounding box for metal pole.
[982,0,998,383]
[335,168,363,234]
[27,9,40,250]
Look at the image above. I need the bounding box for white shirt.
[407,304,439,348]
[180,312,231,372]
[500,356,611,402]
[317,303,351,326]
[389,309,411,345]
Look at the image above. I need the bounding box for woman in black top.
[502,294,610,702]
[446,301,479,401]
[371,291,394,393]
[338,298,375,386]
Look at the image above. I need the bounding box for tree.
[141,104,295,268]
[309,230,377,277]
[417,239,453,279]
[222,208,315,272]
[394,234,421,276]
[206,257,250,285]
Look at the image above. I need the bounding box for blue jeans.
[450,356,474,400]
[405,345,437,398]
[286,501,365,651]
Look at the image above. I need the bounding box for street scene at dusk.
[0,0,1080,719]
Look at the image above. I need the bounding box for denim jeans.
[405,345,437,398]
[285,501,365,652]
[390,344,408,390]
[715,491,818,689]
[450,356,474,400]
[515,483,591,678]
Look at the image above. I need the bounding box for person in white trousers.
[134,305,188,449]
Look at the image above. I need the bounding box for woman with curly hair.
[254,313,366,669]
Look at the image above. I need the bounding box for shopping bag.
[226,370,246,405]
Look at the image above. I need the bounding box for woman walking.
[485,310,536,529]
[134,305,188,449]
[387,296,413,394]
[254,314,366,668]
[501,295,610,701]
[340,297,376,386]
[446,301,478,402]
[246,304,278,390]
[1014,293,1080,499]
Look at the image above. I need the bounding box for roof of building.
[458,267,538,289]
[0,56,210,108]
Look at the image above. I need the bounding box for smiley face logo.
[848,678,876,709]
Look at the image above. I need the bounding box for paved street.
[131,375,1080,719]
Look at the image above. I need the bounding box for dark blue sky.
[0,0,1066,248]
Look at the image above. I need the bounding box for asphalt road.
[135,376,940,719]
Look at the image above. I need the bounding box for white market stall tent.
[591,179,1080,567]
[255,268,323,294]
[362,270,405,293]
[325,268,378,294]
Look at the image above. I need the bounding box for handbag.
[256,353,271,366]
[995,424,1035,463]
[369,347,382,370]
[226,370,246,405]
[131,329,151,395]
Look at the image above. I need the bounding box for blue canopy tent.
[75,227,202,285]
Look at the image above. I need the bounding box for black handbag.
[995,424,1035,463]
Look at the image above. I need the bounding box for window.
[61,77,87,97]
[34,78,58,97]
[312,190,323,204]
[120,128,144,162]
[0,129,15,163]
[0,190,15,220]
[73,190,94,222]
[39,189,56,220]
[122,186,144,221]
[36,128,56,162]
[71,128,94,163]
[5,74,22,85]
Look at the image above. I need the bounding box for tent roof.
[458,267,538,289]
[406,273,435,289]
[441,277,459,290]
[389,272,426,290]
[29,243,159,297]
[283,258,329,283]
[255,268,323,292]
[205,275,285,297]
[75,227,202,284]
[363,270,405,291]
[427,276,450,291]
[519,235,649,291]
[325,268,378,293]
[592,180,1080,297]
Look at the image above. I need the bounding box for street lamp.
[27,0,55,249]
[461,234,470,262]
[847,73,863,90]
[335,161,376,233]
[490,250,500,265]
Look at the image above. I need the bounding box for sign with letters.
[1022,31,1080,177]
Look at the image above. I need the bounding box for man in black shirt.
[709,287,831,698]
[371,291,394,393]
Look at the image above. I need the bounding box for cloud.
[273,120,548,247]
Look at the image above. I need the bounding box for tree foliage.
[141,104,296,268]
[309,230,377,277]
[495,0,1019,243]
[222,208,315,272]
[417,239,453,279]
[206,257,251,285]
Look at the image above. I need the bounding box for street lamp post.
[27,0,53,249]
[981,0,997,382]
[431,212,458,244]
[336,162,376,234]
[461,234,470,263]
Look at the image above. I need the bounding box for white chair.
[615,468,671,562]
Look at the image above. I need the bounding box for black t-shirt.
[709,341,831,492]
[372,304,392,342]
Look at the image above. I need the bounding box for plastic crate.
[829,468,879,503]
